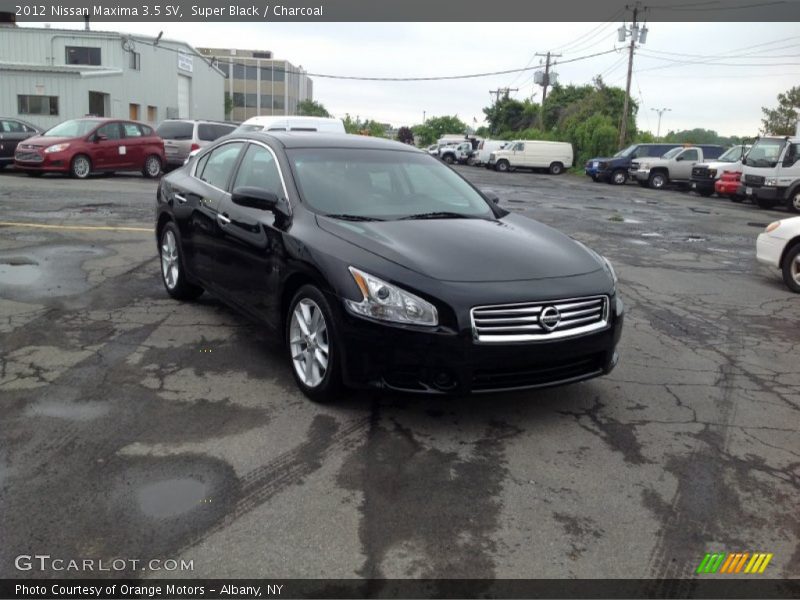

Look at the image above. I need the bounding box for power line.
[654,0,786,11]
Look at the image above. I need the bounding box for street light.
[651,107,671,140]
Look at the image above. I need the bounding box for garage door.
[177,75,191,118]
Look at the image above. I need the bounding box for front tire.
[143,155,162,179]
[70,154,92,179]
[442,154,455,165]
[788,190,800,213]
[648,172,668,189]
[287,285,342,401]
[159,222,204,300]
[782,244,800,293]
[610,169,627,185]
[495,160,510,173]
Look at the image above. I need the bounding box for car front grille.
[744,174,765,185]
[470,295,609,343]
[472,353,605,392]
[692,166,711,179]
[15,151,43,163]
[630,161,640,170]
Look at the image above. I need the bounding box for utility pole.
[651,107,671,139]
[535,52,561,107]
[617,3,648,148]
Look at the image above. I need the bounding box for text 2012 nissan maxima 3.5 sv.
[155,132,624,400]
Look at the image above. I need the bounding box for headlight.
[44,143,70,153]
[765,221,781,233]
[602,256,618,289]
[640,162,650,170]
[345,267,438,326]
[765,178,778,186]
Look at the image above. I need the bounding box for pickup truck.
[629,145,725,189]
[689,144,751,197]
[439,141,474,165]
[585,143,679,184]
[739,136,800,211]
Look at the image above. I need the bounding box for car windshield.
[662,147,684,159]
[156,121,194,140]
[613,144,637,158]
[744,138,786,168]
[43,119,102,137]
[288,148,495,221]
[717,146,744,162]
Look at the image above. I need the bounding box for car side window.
[197,142,244,190]
[96,123,121,140]
[232,144,284,197]
[122,123,143,138]
[198,124,216,142]
[681,149,699,161]
[2,120,24,133]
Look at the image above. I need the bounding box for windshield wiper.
[399,211,479,220]
[323,213,385,222]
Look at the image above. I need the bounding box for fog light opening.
[432,370,457,391]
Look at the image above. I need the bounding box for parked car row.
[1,116,238,179]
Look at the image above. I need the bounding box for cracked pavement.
[0,168,797,582]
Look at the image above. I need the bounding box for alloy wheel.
[289,299,330,388]
[146,156,161,177]
[791,192,800,213]
[613,171,626,185]
[73,156,90,178]
[160,230,179,290]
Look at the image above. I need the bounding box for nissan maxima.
[155,133,624,401]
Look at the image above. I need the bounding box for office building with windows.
[197,47,313,121]
[0,23,225,129]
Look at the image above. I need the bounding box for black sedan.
[1,117,42,169]
[156,132,623,401]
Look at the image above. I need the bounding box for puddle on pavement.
[25,400,110,421]
[137,478,209,519]
[0,258,41,286]
[0,245,108,301]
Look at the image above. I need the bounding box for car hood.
[317,213,603,282]
[588,156,617,163]
[19,136,75,148]
[696,160,737,170]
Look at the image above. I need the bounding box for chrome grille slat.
[471,295,609,343]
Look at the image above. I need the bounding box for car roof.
[238,131,422,152]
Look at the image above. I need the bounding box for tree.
[483,98,539,137]
[224,93,233,120]
[761,86,800,135]
[297,99,331,118]
[396,126,414,144]
[410,115,468,146]
[342,114,386,137]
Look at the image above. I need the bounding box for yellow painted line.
[758,553,773,573]
[0,221,152,233]
[746,553,765,573]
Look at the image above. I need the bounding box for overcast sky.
[27,21,800,135]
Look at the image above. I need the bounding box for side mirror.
[232,186,279,211]
[676,155,684,161]
[94,134,108,142]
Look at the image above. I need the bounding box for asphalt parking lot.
[0,166,797,583]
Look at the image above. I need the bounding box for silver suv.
[156,120,237,168]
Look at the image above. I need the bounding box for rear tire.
[287,285,342,402]
[159,222,204,301]
[143,154,162,179]
[549,162,564,175]
[781,244,800,293]
[610,169,627,185]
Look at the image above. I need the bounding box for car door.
[214,141,289,324]
[675,148,699,180]
[0,119,34,163]
[120,122,146,169]
[90,122,125,170]
[174,141,246,286]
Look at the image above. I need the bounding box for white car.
[756,216,800,293]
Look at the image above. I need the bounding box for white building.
[0,25,226,130]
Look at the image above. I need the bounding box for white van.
[488,140,574,174]
[473,140,511,166]
[235,116,346,134]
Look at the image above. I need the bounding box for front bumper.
[14,150,70,172]
[756,233,783,268]
[630,168,650,181]
[337,295,624,394]
[690,178,716,194]
[739,184,783,202]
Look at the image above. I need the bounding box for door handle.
[174,193,187,204]
[217,213,231,225]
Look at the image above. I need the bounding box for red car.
[14,117,165,179]
[715,170,743,201]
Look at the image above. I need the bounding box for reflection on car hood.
[21,136,73,148]
[317,212,603,282]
